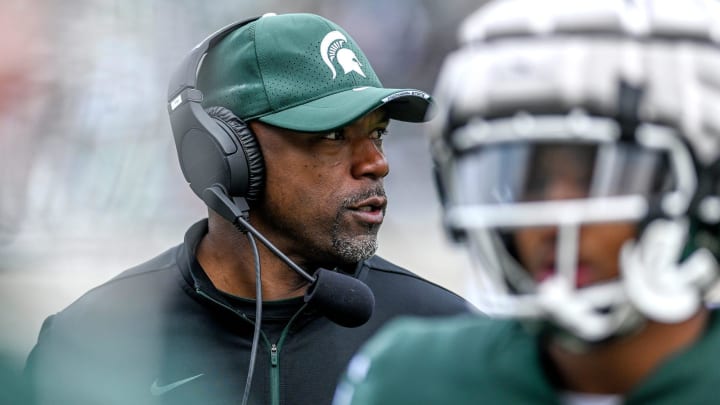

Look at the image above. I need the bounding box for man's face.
[511,144,637,287]
[249,109,390,269]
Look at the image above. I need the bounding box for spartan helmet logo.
[320,31,366,79]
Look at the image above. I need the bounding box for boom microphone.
[202,185,375,327]
[305,268,374,328]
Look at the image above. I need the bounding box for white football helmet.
[432,0,720,343]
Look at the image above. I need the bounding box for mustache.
[342,185,386,208]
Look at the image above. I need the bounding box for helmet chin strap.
[536,224,641,343]
[466,221,638,341]
[536,282,648,355]
[469,209,718,344]
[538,218,718,344]
[621,218,718,323]
[537,276,634,342]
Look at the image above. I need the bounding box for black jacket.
[26,220,470,405]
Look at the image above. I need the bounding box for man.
[25,13,469,405]
[336,1,720,404]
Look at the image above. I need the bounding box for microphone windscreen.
[304,268,375,328]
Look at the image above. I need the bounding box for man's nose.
[351,138,389,180]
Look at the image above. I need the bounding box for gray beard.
[331,220,379,264]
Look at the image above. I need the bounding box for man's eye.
[321,130,344,140]
[371,128,389,140]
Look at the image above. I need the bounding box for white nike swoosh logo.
[150,373,204,396]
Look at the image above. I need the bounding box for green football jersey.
[336,311,720,404]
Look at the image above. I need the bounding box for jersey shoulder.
[336,315,555,404]
[627,309,720,404]
[360,315,516,373]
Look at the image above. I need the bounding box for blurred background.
[0,0,485,378]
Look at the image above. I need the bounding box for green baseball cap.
[197,13,433,132]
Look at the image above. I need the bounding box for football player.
[335,0,720,403]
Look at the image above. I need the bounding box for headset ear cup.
[206,106,265,201]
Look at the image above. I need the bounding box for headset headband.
[166,16,262,199]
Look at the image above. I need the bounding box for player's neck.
[196,214,309,301]
[545,308,709,395]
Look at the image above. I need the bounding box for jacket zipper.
[270,344,278,366]
[269,343,279,404]
[269,303,309,405]
[196,285,309,405]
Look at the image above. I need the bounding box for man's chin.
[332,234,378,265]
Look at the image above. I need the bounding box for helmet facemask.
[430,0,720,348]
[438,113,718,344]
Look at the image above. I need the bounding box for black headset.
[167,16,265,202]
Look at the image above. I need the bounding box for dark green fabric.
[339,311,720,404]
[197,13,431,132]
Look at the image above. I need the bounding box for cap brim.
[257,87,433,132]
